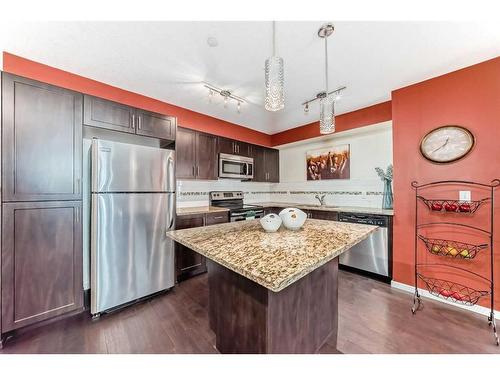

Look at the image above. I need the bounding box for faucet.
[315,194,326,206]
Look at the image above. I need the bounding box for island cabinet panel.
[2,73,83,202]
[208,257,339,354]
[135,110,176,140]
[176,127,218,180]
[1,201,83,332]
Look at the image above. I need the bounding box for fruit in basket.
[459,249,471,258]
[431,245,441,254]
[459,202,472,212]
[439,289,453,297]
[447,246,458,256]
[444,202,459,212]
[451,291,465,301]
[431,202,443,211]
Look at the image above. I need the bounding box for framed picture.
[306,145,350,180]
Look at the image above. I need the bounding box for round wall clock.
[419,125,475,164]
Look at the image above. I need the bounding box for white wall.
[273,121,393,207]
[177,121,393,209]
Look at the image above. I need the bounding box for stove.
[209,191,264,222]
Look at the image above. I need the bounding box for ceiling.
[1,21,500,134]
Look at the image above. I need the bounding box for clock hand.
[431,137,449,154]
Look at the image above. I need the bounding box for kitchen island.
[167,219,377,354]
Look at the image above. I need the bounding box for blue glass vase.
[382,179,393,210]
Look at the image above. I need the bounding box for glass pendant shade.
[319,95,335,134]
[265,56,285,111]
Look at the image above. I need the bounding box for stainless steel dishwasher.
[338,212,392,282]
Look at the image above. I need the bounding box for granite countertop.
[167,219,377,292]
[256,202,394,216]
[176,206,229,216]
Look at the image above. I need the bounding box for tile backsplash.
[176,179,386,208]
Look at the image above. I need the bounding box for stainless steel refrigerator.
[90,139,175,315]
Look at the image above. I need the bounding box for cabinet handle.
[131,114,136,129]
[197,165,200,177]
[213,216,224,219]
[138,116,142,130]
[192,166,196,177]
[76,177,80,194]
[75,206,80,223]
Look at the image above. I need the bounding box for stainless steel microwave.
[219,153,254,179]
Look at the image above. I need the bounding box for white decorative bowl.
[260,213,282,232]
[279,208,307,231]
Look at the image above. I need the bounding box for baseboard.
[391,280,499,319]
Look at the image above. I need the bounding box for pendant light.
[318,23,335,134]
[265,21,285,111]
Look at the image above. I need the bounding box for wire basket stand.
[411,179,500,346]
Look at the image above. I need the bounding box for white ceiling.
[1,21,500,134]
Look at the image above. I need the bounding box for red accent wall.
[271,101,392,146]
[2,52,273,147]
[392,56,500,308]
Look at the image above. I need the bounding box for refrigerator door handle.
[167,193,175,231]
[167,154,175,192]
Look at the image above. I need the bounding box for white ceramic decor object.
[279,208,307,231]
[260,213,282,233]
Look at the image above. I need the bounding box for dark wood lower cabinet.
[175,212,229,282]
[1,201,83,333]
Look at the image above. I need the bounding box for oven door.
[219,153,253,179]
[230,209,264,222]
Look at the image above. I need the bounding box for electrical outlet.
[459,190,471,202]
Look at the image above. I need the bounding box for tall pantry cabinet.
[0,73,84,343]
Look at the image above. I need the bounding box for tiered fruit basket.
[411,179,500,346]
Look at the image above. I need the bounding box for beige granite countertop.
[256,202,394,216]
[167,219,377,292]
[176,206,229,216]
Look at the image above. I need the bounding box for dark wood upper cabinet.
[1,201,83,332]
[217,137,251,157]
[218,137,235,154]
[83,95,135,133]
[83,95,176,141]
[253,146,279,182]
[176,127,218,180]
[265,148,280,182]
[196,132,218,180]
[176,127,197,179]
[1,73,83,202]
[135,110,176,140]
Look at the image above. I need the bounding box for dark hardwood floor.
[1,270,498,354]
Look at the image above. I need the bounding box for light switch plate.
[459,190,471,201]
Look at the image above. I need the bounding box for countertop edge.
[167,221,378,293]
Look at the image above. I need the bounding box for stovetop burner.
[209,191,264,217]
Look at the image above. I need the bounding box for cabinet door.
[83,95,135,133]
[1,201,83,332]
[218,137,235,154]
[235,141,251,157]
[205,212,229,226]
[309,210,338,221]
[2,74,83,201]
[196,132,218,180]
[136,110,176,140]
[265,148,280,182]
[175,215,206,281]
[175,127,197,179]
[252,146,267,182]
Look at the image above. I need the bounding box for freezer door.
[91,192,175,314]
[92,139,175,193]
